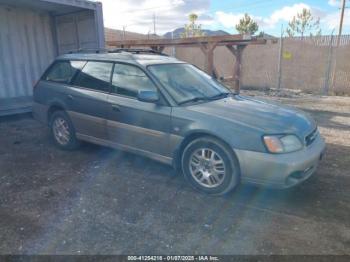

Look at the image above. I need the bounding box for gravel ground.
[0,93,350,255]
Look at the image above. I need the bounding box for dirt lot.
[0,92,350,255]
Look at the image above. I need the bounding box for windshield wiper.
[178,97,209,105]
[208,92,231,100]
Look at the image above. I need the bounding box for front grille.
[305,128,318,146]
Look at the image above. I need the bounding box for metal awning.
[0,0,98,15]
[107,34,266,48]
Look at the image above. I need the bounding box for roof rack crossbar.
[108,48,168,56]
[66,48,169,57]
[68,48,108,54]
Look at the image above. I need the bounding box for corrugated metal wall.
[55,10,100,54]
[0,5,56,99]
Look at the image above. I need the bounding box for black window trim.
[41,58,172,106]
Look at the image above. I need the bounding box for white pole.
[171,31,176,57]
[277,24,284,91]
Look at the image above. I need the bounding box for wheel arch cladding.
[173,131,238,171]
[47,103,65,123]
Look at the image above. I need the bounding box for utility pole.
[153,13,156,37]
[337,0,346,47]
[331,0,347,90]
[122,25,127,40]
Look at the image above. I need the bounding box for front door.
[107,63,172,159]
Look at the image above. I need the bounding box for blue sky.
[98,0,349,36]
[208,0,348,35]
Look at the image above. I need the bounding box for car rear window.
[72,61,113,92]
[44,60,86,84]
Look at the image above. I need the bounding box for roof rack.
[68,48,108,54]
[67,48,168,56]
[108,48,168,56]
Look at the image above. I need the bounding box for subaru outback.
[33,49,325,195]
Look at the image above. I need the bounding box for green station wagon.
[33,49,325,195]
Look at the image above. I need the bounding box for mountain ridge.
[163,27,230,38]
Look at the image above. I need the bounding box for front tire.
[50,111,80,150]
[181,137,240,195]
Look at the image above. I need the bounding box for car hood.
[187,95,316,137]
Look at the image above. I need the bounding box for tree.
[286,8,321,37]
[181,13,205,38]
[235,13,259,35]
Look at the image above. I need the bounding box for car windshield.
[148,63,230,105]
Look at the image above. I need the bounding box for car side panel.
[107,94,172,157]
[33,81,72,123]
[66,87,108,140]
[33,80,109,140]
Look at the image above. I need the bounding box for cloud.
[328,0,339,7]
[96,0,348,35]
[97,0,211,34]
[214,11,245,28]
[215,3,327,32]
[322,9,350,30]
[264,3,311,27]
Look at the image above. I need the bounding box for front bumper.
[235,134,326,189]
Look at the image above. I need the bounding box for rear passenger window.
[72,61,113,92]
[44,61,85,84]
[112,63,156,98]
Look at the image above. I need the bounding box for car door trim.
[107,119,165,137]
[76,133,173,165]
[67,110,106,125]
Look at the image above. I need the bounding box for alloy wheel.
[189,148,226,188]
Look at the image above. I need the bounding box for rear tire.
[49,111,80,150]
[181,136,240,195]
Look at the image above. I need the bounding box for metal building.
[0,0,105,116]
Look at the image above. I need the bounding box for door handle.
[67,94,74,100]
[111,104,121,112]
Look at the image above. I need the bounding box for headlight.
[263,135,303,153]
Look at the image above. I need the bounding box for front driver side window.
[111,63,156,98]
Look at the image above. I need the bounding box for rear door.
[68,61,113,140]
[107,63,172,158]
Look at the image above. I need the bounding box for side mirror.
[137,90,159,103]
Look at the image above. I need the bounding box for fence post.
[226,45,246,94]
[276,25,284,91]
[199,42,218,77]
[323,32,334,95]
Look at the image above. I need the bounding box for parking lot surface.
[0,94,350,254]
